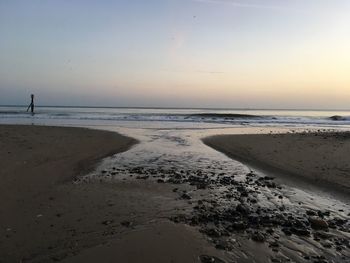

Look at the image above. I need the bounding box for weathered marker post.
[27,94,35,115]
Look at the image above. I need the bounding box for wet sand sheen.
[77,126,349,262]
[203,132,350,195]
[1,125,349,262]
[0,125,226,262]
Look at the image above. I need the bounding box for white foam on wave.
[1,106,350,127]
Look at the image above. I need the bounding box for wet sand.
[0,125,133,261]
[0,125,227,263]
[203,132,350,195]
[75,127,349,262]
[1,125,349,262]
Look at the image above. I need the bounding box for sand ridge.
[203,132,350,195]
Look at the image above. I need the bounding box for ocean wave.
[329,115,350,121]
[1,107,350,127]
[186,113,263,119]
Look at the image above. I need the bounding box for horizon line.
[0,104,350,112]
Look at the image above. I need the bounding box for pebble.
[181,193,192,200]
[308,217,329,230]
[120,221,133,227]
[251,231,266,242]
[97,162,349,261]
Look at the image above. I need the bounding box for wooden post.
[27,94,35,114]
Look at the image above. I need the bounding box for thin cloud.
[193,0,302,12]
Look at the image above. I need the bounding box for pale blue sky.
[1,0,349,108]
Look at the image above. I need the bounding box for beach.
[203,132,350,195]
[2,0,350,261]
[1,124,349,262]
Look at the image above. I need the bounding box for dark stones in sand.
[188,175,210,189]
[317,210,330,218]
[199,255,226,263]
[218,176,235,186]
[122,164,348,260]
[262,176,275,181]
[202,227,222,238]
[308,217,329,230]
[306,210,317,216]
[170,214,188,223]
[251,231,266,242]
[265,181,276,188]
[168,178,183,184]
[102,220,113,225]
[229,221,247,231]
[269,241,279,248]
[136,175,149,180]
[321,241,332,248]
[215,240,232,250]
[236,203,250,214]
[266,228,274,234]
[313,231,332,240]
[282,228,292,236]
[291,227,310,236]
[120,220,133,227]
[328,217,347,229]
[181,192,192,200]
[280,218,311,236]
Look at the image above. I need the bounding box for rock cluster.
[87,161,350,261]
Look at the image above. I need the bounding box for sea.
[1,106,350,128]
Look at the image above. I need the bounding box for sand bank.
[0,125,134,261]
[203,132,350,194]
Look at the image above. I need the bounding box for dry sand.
[0,125,225,263]
[203,132,350,195]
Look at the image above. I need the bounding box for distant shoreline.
[1,105,350,112]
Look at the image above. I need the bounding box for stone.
[202,227,221,237]
[236,203,250,214]
[181,193,192,200]
[252,231,266,242]
[120,220,133,227]
[102,220,113,225]
[308,217,328,230]
[215,240,232,250]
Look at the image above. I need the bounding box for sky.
[0,0,350,109]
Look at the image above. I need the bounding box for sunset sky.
[1,0,349,109]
